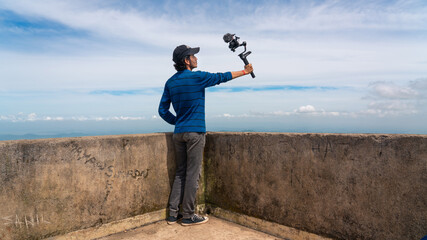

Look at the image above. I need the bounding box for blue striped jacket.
[158,69,232,133]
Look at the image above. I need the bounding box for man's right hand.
[244,64,253,74]
[231,64,254,79]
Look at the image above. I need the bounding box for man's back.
[159,69,232,133]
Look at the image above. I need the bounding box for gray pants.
[168,132,206,219]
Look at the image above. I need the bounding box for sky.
[0,0,426,139]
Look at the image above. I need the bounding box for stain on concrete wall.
[204,133,427,240]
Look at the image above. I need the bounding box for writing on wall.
[70,142,107,171]
[70,141,151,212]
[1,214,50,229]
[70,141,150,180]
[105,166,149,180]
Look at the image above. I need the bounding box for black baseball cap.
[173,45,200,63]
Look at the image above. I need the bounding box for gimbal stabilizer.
[223,33,255,78]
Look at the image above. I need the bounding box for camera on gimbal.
[223,33,245,52]
[223,33,255,78]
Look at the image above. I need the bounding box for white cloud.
[250,1,427,33]
[293,105,340,116]
[2,0,426,52]
[363,79,426,117]
[72,116,89,121]
[212,113,249,118]
[110,116,146,121]
[27,113,37,121]
[270,111,293,116]
[214,105,342,119]
[363,101,417,117]
[43,116,64,121]
[0,113,148,122]
[0,0,218,48]
[0,53,173,91]
[370,82,418,99]
[0,112,45,122]
[296,105,316,113]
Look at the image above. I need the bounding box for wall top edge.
[206,131,427,138]
[1,131,426,144]
[0,132,173,144]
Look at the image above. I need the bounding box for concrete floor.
[98,216,282,240]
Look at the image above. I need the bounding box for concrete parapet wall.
[0,134,180,240]
[0,132,426,239]
[204,133,427,240]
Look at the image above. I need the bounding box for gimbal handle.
[239,51,255,78]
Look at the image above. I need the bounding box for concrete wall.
[0,133,185,240]
[204,133,427,240]
[1,132,426,239]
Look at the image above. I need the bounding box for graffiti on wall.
[105,166,149,179]
[70,141,151,209]
[1,214,50,229]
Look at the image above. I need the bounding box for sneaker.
[181,214,209,226]
[166,213,183,225]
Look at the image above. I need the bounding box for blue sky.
[0,0,426,138]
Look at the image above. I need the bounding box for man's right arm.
[199,63,254,88]
[158,86,176,125]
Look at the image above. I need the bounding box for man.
[158,44,253,226]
